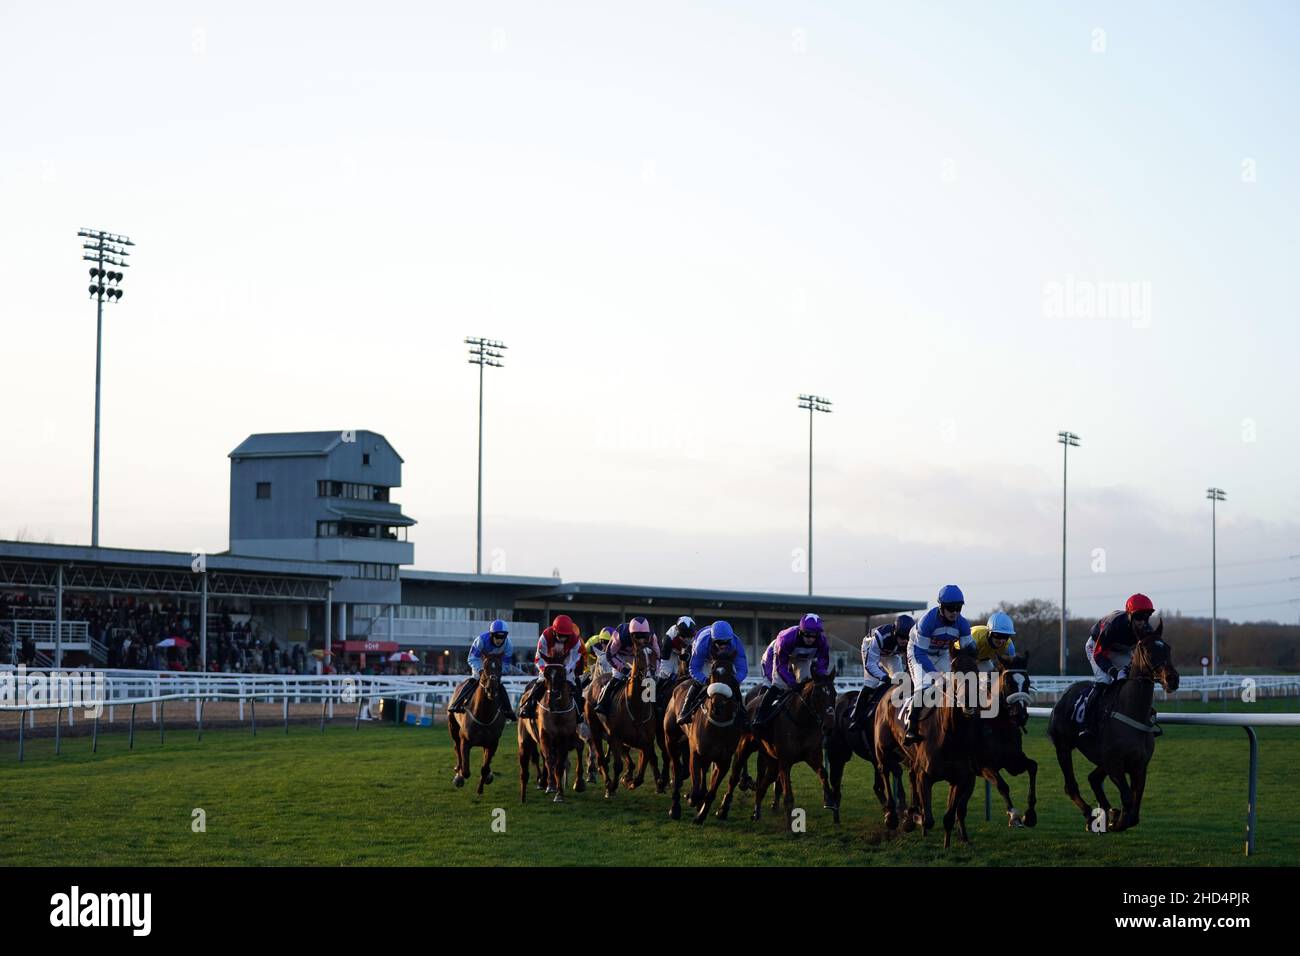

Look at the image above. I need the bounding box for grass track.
[0,711,1296,866]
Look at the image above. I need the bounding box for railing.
[357,617,541,647]
[6,619,90,650]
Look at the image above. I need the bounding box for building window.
[362,453,371,466]
[256,482,271,499]
[316,521,339,537]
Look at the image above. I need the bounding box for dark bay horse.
[588,646,661,798]
[874,648,982,848]
[663,660,744,824]
[826,686,905,826]
[518,656,584,803]
[716,669,838,826]
[449,653,508,795]
[1048,637,1179,832]
[976,654,1037,827]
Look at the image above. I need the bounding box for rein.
[464,677,501,726]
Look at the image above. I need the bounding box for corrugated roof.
[229,430,402,462]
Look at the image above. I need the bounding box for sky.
[1,1,1297,623]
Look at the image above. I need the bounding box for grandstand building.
[1,429,923,674]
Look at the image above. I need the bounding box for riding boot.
[596,676,624,716]
[903,707,923,743]
[847,683,874,732]
[753,686,782,728]
[677,682,704,725]
[448,681,475,714]
[519,681,540,720]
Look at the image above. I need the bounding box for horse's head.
[709,659,735,685]
[704,680,737,722]
[540,654,568,706]
[996,652,1032,727]
[803,668,838,733]
[949,647,981,716]
[479,652,502,689]
[1132,637,1179,693]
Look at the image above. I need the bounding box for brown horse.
[976,654,1038,828]
[518,656,584,803]
[716,669,839,826]
[875,648,981,848]
[449,653,508,795]
[587,645,660,798]
[1048,637,1179,832]
[663,660,744,824]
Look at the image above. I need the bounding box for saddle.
[1074,679,1122,732]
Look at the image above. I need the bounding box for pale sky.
[2,1,1297,623]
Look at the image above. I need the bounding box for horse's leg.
[696,758,728,825]
[984,767,1019,826]
[668,737,685,820]
[628,743,648,790]
[717,737,753,820]
[654,723,670,793]
[449,716,464,782]
[572,739,586,792]
[687,748,704,808]
[1087,764,1113,829]
[955,775,975,846]
[920,774,936,835]
[942,781,959,848]
[816,752,836,821]
[1127,761,1147,830]
[780,760,796,829]
[908,767,924,831]
[828,752,847,825]
[451,723,468,787]
[1023,756,1038,827]
[752,752,775,822]
[607,738,624,799]
[1106,766,1134,832]
[1055,742,1094,830]
[518,737,530,803]
[477,739,497,795]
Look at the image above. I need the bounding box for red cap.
[551,614,579,637]
[1125,593,1154,614]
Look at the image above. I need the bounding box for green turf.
[0,714,1295,866]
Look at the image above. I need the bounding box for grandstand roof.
[0,541,342,579]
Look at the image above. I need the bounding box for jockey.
[676,620,749,726]
[659,616,698,680]
[969,611,1018,672]
[581,626,617,692]
[595,616,660,716]
[517,614,584,720]
[1079,594,1164,738]
[448,619,516,719]
[753,613,830,728]
[847,613,914,733]
[1088,594,1161,683]
[904,585,972,743]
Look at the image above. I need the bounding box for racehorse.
[448,653,508,795]
[976,654,1038,828]
[587,645,661,798]
[874,647,982,848]
[826,687,905,827]
[518,655,584,803]
[663,659,744,824]
[716,669,839,826]
[650,643,694,791]
[1048,637,1179,832]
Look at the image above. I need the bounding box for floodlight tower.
[798,394,832,596]
[466,337,507,574]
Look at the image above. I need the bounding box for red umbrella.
[157,637,192,648]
